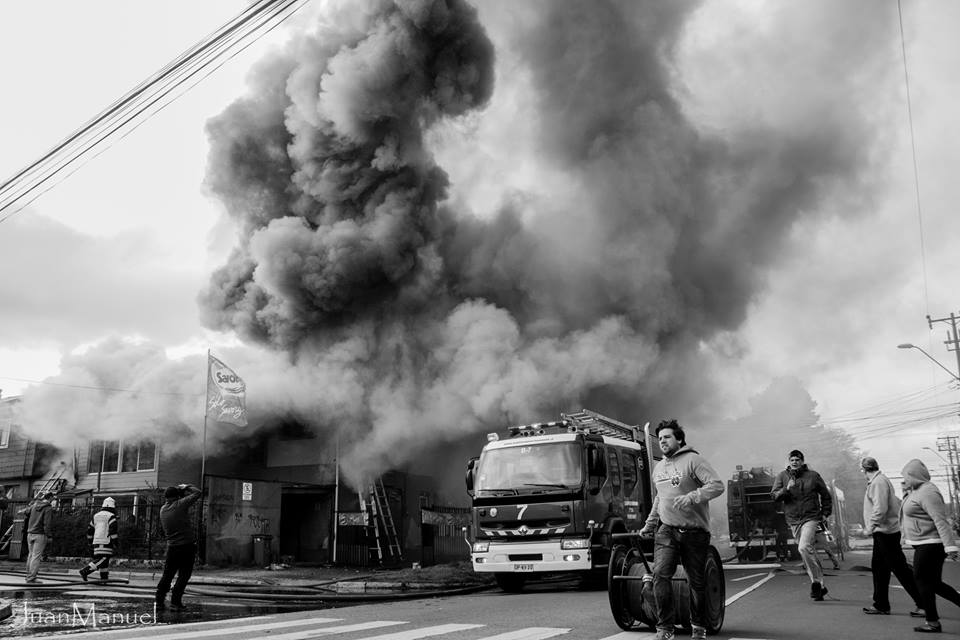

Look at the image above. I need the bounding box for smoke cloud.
[194,0,897,487]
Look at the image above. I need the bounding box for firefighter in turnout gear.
[79,497,118,581]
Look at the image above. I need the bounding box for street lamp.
[897,343,960,382]
[924,446,949,464]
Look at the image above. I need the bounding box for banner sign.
[338,511,368,526]
[207,354,248,427]
[421,508,470,527]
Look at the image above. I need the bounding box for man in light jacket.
[640,419,724,640]
[18,491,55,584]
[860,457,924,616]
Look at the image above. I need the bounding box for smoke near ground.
[191,0,900,488]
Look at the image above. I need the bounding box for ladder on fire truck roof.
[560,409,640,442]
[361,477,402,565]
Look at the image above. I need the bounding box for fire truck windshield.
[476,442,582,492]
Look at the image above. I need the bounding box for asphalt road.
[6,548,960,639]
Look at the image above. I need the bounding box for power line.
[0,0,311,223]
[897,0,930,315]
[0,375,202,397]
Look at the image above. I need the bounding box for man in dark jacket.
[18,491,55,583]
[155,483,202,610]
[79,497,119,581]
[772,449,832,601]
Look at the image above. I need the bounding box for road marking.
[354,623,486,639]
[731,572,767,582]
[478,629,570,640]
[722,562,781,570]
[725,569,777,606]
[20,616,341,640]
[253,620,409,639]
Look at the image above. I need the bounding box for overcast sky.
[2,0,960,493]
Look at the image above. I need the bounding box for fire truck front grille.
[508,554,542,561]
[484,519,570,530]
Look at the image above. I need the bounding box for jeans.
[26,533,47,580]
[871,531,920,611]
[653,524,710,629]
[792,520,824,583]
[156,543,196,604]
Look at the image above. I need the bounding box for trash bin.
[252,534,273,566]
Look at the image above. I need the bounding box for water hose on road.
[0,570,495,604]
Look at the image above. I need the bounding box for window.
[476,443,583,491]
[621,452,638,495]
[0,414,10,448]
[607,448,622,494]
[89,439,156,473]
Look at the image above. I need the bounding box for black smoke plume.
[200,0,896,487]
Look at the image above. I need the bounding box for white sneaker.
[655,628,675,640]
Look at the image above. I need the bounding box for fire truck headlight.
[563,554,581,562]
[472,541,490,553]
[561,539,590,550]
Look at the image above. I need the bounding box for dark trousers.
[156,543,196,604]
[653,524,710,629]
[914,544,960,623]
[872,531,921,611]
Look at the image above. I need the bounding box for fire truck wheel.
[494,573,527,593]
[703,545,726,634]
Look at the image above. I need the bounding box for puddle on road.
[1,586,343,637]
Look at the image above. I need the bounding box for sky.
[1,0,960,497]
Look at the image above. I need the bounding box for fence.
[2,500,473,567]
[420,505,470,566]
[1,500,174,561]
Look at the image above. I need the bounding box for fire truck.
[464,409,660,592]
[727,464,848,564]
[727,465,796,562]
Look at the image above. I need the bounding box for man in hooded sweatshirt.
[772,449,832,601]
[640,419,724,640]
[901,458,960,633]
[18,491,55,584]
[79,497,118,581]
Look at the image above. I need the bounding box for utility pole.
[926,311,960,519]
[937,435,960,520]
[927,312,960,388]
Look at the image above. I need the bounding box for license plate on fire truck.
[513,563,534,571]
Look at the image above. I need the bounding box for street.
[7,549,960,639]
